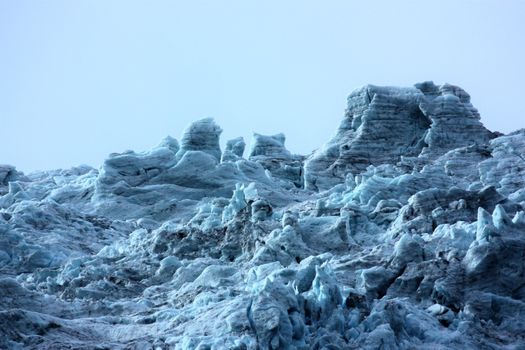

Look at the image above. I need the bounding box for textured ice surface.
[1,82,525,349]
[304,82,494,191]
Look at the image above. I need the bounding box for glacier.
[1,81,525,349]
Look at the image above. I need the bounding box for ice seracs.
[304,81,494,191]
[248,133,304,188]
[479,129,525,202]
[221,137,246,162]
[176,117,223,162]
[1,82,524,349]
[92,119,300,220]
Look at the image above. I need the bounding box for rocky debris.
[1,82,524,349]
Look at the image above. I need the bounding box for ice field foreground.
[1,82,525,349]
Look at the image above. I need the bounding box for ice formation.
[1,82,524,349]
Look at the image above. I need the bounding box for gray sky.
[1,0,524,172]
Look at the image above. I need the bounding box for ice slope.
[1,82,524,349]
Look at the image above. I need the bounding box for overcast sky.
[1,0,524,172]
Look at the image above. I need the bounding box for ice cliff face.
[304,82,495,190]
[1,82,524,350]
